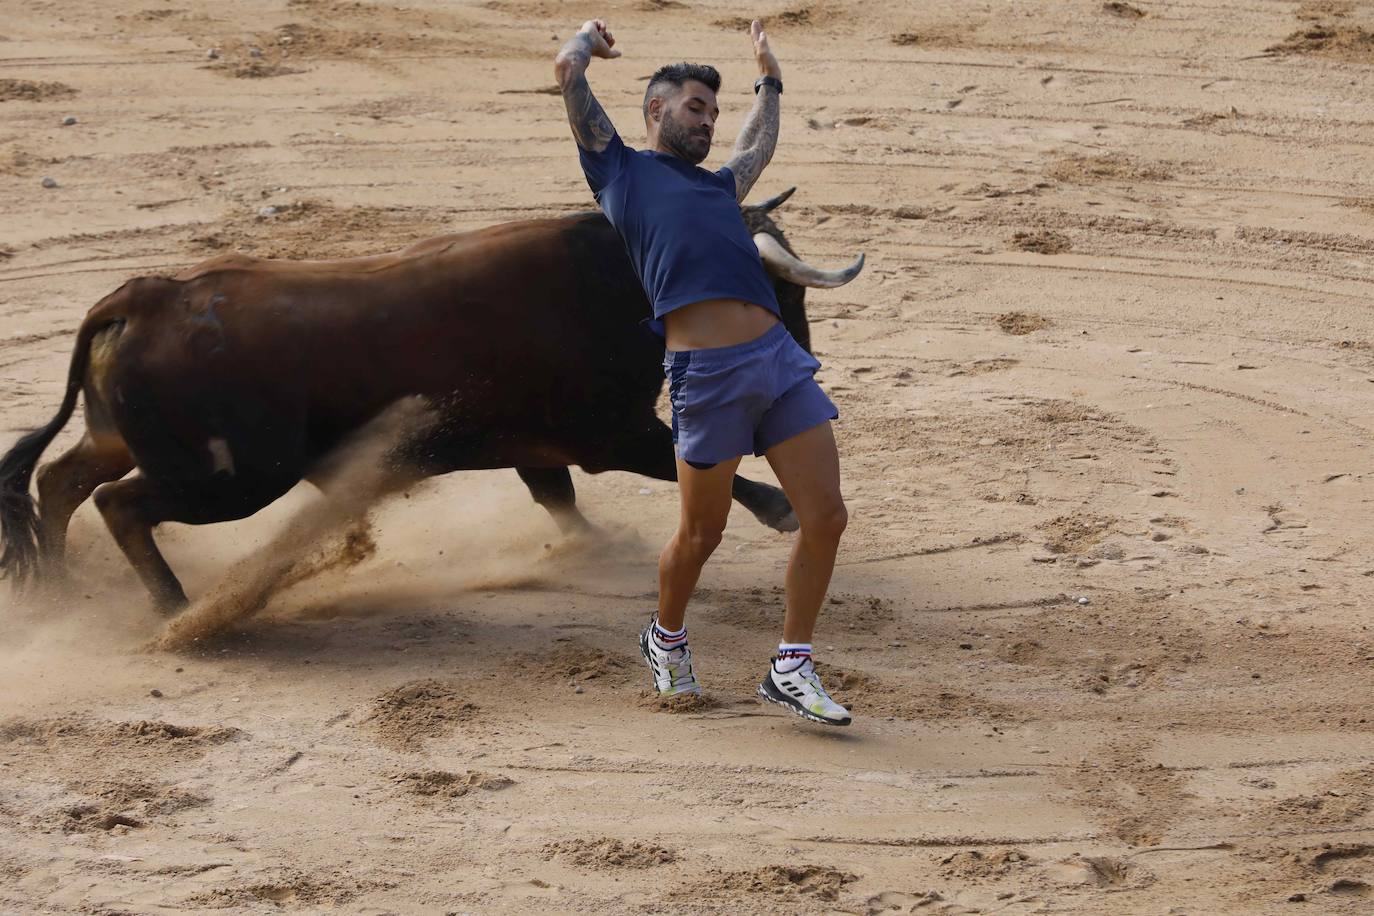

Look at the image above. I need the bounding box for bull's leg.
[91,475,191,612]
[606,422,799,533]
[35,435,135,577]
[515,466,594,535]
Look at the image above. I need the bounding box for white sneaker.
[756,656,852,726]
[639,619,701,696]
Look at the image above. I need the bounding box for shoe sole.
[638,626,654,668]
[639,625,701,698]
[756,679,851,727]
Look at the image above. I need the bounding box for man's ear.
[647,95,664,123]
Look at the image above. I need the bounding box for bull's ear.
[746,187,796,213]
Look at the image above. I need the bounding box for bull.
[0,189,863,611]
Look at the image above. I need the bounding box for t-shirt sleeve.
[714,164,738,200]
[578,131,631,195]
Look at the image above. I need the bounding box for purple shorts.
[664,322,838,467]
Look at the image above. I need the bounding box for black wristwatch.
[754,75,783,95]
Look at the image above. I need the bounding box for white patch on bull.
[208,437,236,476]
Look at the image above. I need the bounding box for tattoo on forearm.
[562,72,616,152]
[557,34,615,152]
[727,87,779,201]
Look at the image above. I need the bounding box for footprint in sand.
[542,837,676,869]
[52,779,209,834]
[360,680,478,752]
[996,311,1050,335]
[712,864,857,903]
[393,769,513,802]
[188,872,384,908]
[865,888,988,914]
[1311,843,1374,873]
[1048,854,1154,888]
[938,847,1033,879]
[518,642,638,687]
[1328,878,1373,897]
[864,889,929,913]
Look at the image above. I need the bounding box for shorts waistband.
[664,321,789,370]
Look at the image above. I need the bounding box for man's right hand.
[578,19,621,60]
[750,20,780,79]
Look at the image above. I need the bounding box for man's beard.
[660,109,711,164]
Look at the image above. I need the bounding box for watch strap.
[754,75,783,95]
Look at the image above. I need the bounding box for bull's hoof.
[755,502,799,533]
[732,479,799,533]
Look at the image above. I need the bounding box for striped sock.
[653,621,688,650]
[775,642,812,672]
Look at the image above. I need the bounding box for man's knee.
[676,521,725,560]
[802,499,847,542]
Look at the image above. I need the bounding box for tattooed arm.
[554,20,621,153]
[724,20,783,203]
[724,84,779,203]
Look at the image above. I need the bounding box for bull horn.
[753,233,865,289]
[747,186,797,213]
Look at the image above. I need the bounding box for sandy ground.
[3,0,1374,913]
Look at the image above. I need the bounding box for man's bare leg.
[752,420,852,724]
[657,455,743,630]
[763,421,847,644]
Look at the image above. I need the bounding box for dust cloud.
[150,398,647,650]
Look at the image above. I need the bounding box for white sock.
[775,642,812,672]
[653,620,687,650]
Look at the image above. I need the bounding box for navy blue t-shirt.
[578,131,781,332]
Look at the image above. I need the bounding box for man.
[554,18,851,725]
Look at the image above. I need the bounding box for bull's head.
[741,188,864,354]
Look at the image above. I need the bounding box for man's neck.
[650,140,681,159]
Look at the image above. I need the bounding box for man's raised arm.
[724,20,782,203]
[554,19,621,153]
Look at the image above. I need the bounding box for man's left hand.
[750,20,781,79]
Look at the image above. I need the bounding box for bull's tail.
[0,281,134,584]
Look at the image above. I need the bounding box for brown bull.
[0,190,863,611]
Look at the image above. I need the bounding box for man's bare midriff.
[663,297,780,351]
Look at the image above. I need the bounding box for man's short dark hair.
[643,62,721,121]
